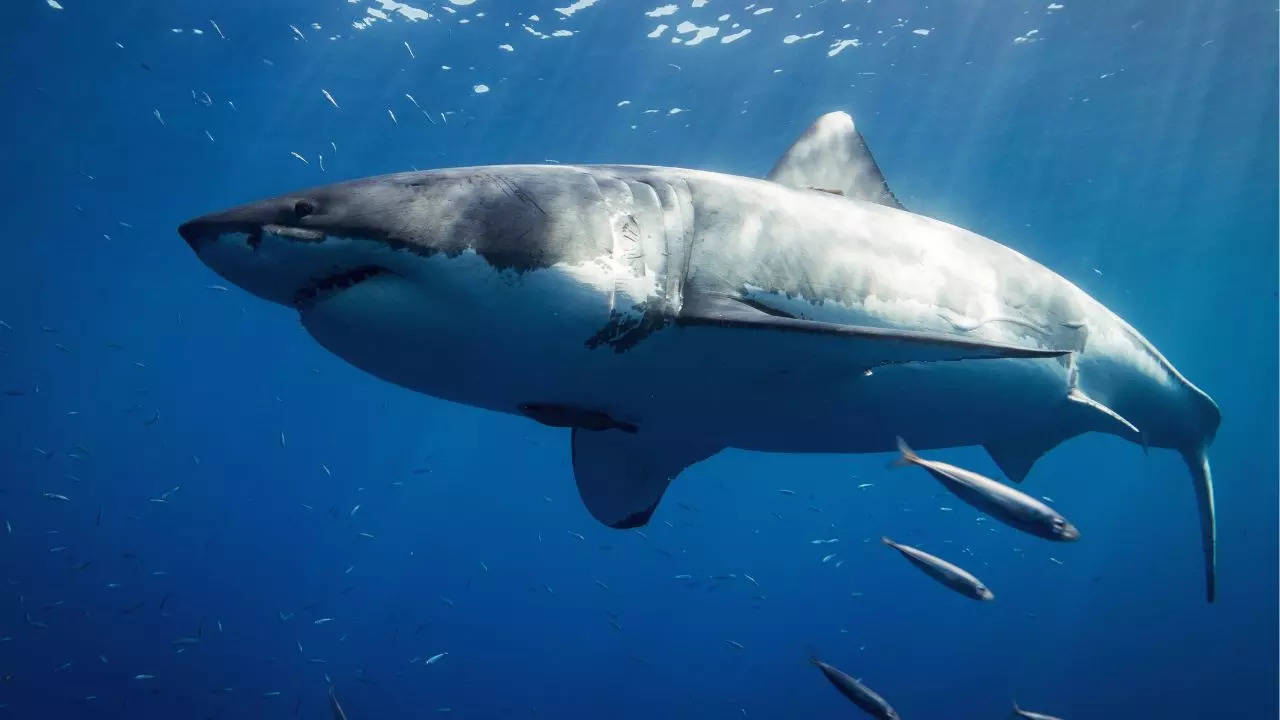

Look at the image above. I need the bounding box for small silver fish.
[330,686,348,720]
[1013,702,1065,720]
[882,537,994,601]
[811,658,899,719]
[892,438,1079,541]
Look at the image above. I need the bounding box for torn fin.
[679,293,1069,367]
[1182,448,1217,603]
[767,111,904,210]
[572,429,719,529]
[1067,388,1140,437]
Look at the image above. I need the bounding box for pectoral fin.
[572,429,719,529]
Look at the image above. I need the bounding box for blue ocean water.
[1,0,1276,717]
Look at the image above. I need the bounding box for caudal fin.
[888,436,918,469]
[1182,448,1217,603]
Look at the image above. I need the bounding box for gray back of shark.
[178,110,1222,601]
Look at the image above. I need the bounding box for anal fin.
[572,429,719,529]
[984,388,1139,483]
[985,429,1080,483]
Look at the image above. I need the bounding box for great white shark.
[178,111,1221,601]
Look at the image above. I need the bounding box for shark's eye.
[293,200,316,219]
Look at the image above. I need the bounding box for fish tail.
[888,436,917,468]
[804,643,822,667]
[1181,447,1217,603]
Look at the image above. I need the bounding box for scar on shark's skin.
[584,302,671,353]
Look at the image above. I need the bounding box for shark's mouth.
[293,266,389,308]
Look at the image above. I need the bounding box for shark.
[178,111,1221,601]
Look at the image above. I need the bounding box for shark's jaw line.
[292,265,390,310]
[188,220,423,312]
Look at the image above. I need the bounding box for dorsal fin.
[767,111,904,210]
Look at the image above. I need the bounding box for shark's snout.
[178,195,321,250]
[178,218,255,252]
[177,197,415,313]
[176,219,202,248]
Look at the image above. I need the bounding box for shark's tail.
[1182,447,1217,603]
[888,436,918,469]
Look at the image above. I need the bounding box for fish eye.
[294,200,316,219]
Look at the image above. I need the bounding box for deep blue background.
[0,0,1275,717]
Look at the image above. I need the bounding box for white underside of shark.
[179,111,1221,601]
